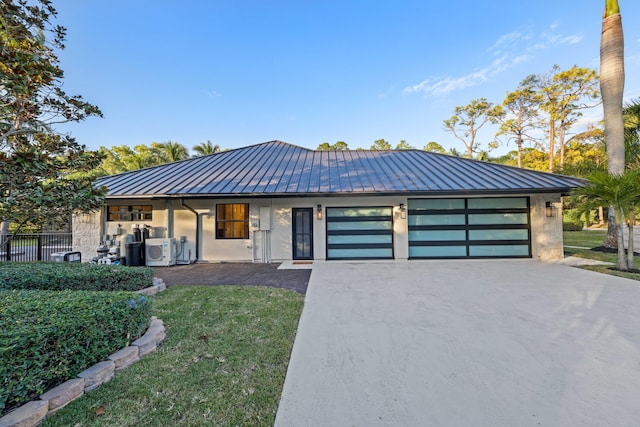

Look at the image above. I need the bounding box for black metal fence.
[0,233,73,262]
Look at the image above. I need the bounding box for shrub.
[0,289,152,415]
[0,262,153,291]
[563,222,584,231]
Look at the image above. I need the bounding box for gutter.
[180,199,199,263]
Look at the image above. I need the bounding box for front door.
[292,208,314,260]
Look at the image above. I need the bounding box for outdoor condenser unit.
[145,238,177,267]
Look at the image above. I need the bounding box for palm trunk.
[601,11,625,174]
[627,212,635,269]
[605,206,618,248]
[598,206,605,224]
[601,1,625,247]
[616,206,628,270]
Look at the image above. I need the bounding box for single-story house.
[73,140,584,264]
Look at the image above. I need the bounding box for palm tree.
[155,141,189,162]
[624,98,640,170]
[600,0,625,247]
[192,140,221,156]
[573,170,640,270]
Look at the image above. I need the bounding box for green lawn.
[42,286,304,427]
[563,230,640,281]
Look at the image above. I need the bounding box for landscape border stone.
[0,278,167,427]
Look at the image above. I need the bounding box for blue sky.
[55,0,640,155]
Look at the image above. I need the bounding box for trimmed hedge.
[0,262,153,291]
[563,222,584,232]
[0,289,152,416]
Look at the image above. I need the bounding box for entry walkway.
[275,260,640,427]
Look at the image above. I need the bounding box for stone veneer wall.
[72,209,104,263]
[530,194,564,261]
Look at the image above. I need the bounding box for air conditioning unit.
[145,238,177,267]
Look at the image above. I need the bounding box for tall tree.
[396,140,414,150]
[601,0,625,247]
[370,139,391,150]
[99,144,162,174]
[443,98,500,158]
[317,141,349,151]
[192,140,221,156]
[526,66,599,172]
[423,141,446,153]
[496,83,541,167]
[1,0,105,240]
[153,141,189,162]
[623,98,640,170]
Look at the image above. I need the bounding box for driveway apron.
[275,260,640,427]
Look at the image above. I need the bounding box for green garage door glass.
[467,197,527,209]
[468,213,528,225]
[469,245,529,256]
[328,248,393,258]
[327,221,392,231]
[409,199,464,210]
[409,246,467,257]
[409,230,466,241]
[468,229,529,240]
[328,235,392,244]
[328,207,390,217]
[409,214,465,226]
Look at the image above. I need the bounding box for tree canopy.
[1,0,105,233]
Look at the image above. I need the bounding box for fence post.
[37,233,43,261]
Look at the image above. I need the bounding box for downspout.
[180,199,199,263]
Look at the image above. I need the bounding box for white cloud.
[405,22,584,96]
[207,90,222,98]
[404,54,530,96]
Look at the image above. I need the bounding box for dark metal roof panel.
[96,140,585,197]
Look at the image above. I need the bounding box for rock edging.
[0,278,167,427]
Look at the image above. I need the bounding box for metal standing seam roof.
[97,140,586,198]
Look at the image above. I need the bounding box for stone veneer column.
[530,194,564,261]
[72,209,104,263]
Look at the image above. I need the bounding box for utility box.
[259,207,271,231]
[50,251,82,263]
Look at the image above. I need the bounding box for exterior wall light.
[545,201,558,218]
[317,204,323,220]
[399,203,407,219]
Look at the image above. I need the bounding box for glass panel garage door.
[326,207,394,260]
[408,198,530,259]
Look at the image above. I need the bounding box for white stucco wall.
[79,193,566,264]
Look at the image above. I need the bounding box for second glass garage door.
[408,198,531,259]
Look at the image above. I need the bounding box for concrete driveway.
[275,260,640,427]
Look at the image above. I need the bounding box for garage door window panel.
[408,230,466,241]
[328,235,393,245]
[409,214,465,226]
[467,197,528,209]
[469,245,530,257]
[468,213,528,225]
[409,246,467,258]
[469,229,529,240]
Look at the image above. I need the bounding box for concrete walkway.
[275,260,640,427]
